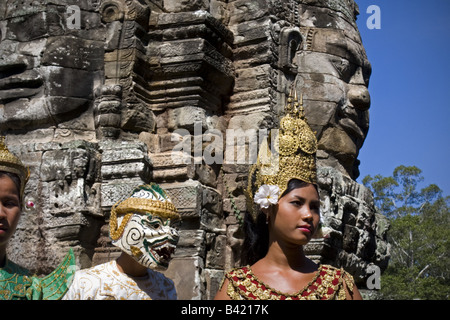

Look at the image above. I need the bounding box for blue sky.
[354,0,450,196]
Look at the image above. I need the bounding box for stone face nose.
[347,85,371,111]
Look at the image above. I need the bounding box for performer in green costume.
[0,136,76,300]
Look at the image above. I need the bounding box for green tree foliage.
[363,166,450,299]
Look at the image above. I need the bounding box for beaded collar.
[225,264,354,300]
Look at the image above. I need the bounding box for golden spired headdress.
[0,136,30,199]
[109,183,180,240]
[246,90,318,217]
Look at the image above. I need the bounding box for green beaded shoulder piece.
[0,249,76,300]
[0,259,32,300]
[27,248,76,300]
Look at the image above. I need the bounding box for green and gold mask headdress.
[109,183,180,240]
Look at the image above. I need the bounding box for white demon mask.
[109,184,180,270]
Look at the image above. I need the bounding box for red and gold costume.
[224,265,355,300]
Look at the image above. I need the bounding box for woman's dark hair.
[241,179,317,265]
[0,171,22,205]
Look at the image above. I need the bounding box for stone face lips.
[3,0,387,299]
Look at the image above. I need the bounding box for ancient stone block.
[168,106,207,131]
[100,145,150,179]
[43,67,95,99]
[206,234,226,268]
[5,12,49,41]
[42,36,104,71]
[164,256,204,300]
[150,151,196,180]
[203,268,225,300]
[174,230,206,258]
[162,180,203,217]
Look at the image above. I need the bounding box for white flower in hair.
[254,185,280,209]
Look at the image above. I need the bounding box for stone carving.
[315,166,389,284]
[2,0,388,299]
[0,0,103,139]
[5,141,102,273]
[94,84,123,139]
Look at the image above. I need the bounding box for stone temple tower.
[0,0,389,299]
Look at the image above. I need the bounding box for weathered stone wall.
[1,0,389,300]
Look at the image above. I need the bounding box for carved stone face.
[0,1,104,134]
[112,213,180,270]
[292,2,372,178]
